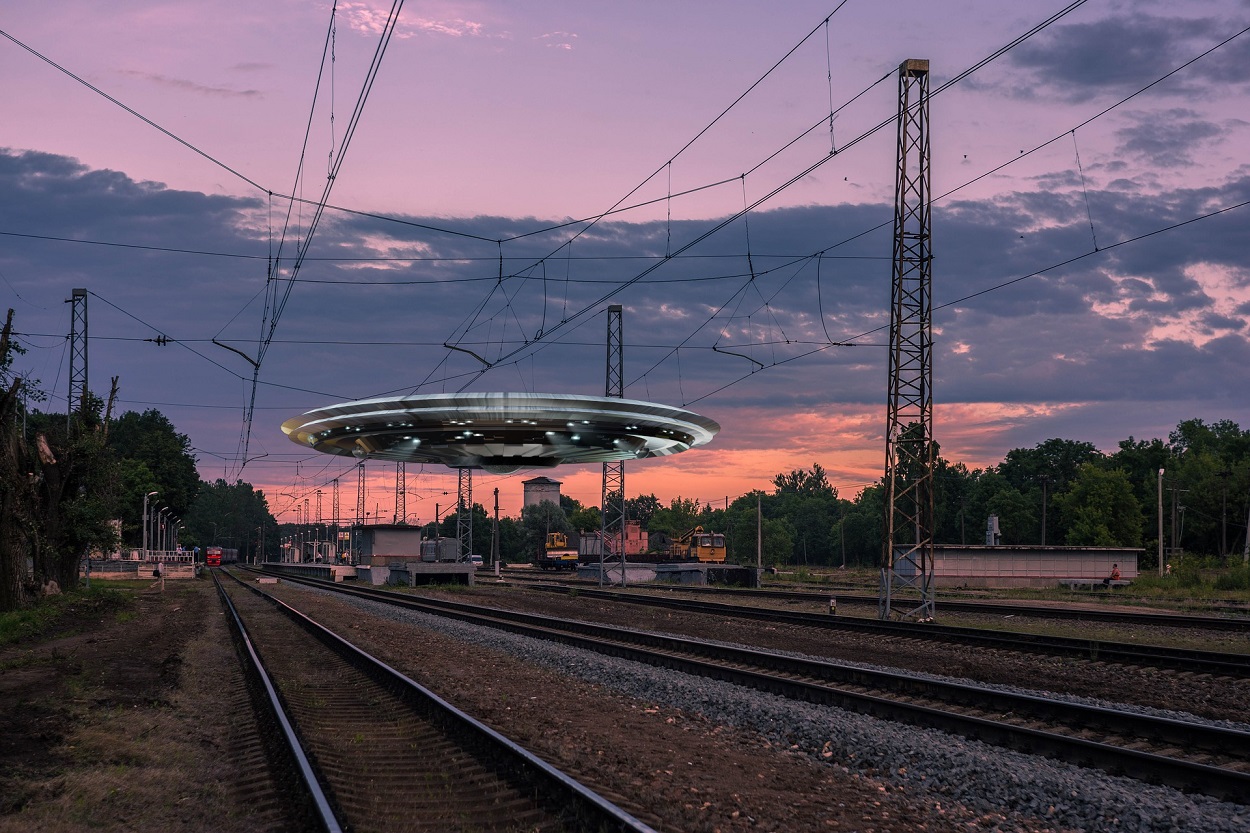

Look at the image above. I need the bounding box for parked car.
[469,554,484,569]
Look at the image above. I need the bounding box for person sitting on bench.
[1102,563,1121,586]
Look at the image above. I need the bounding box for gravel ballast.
[329,589,1249,833]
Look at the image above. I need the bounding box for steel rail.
[648,581,1250,630]
[499,568,1250,630]
[222,569,658,833]
[513,582,1250,677]
[262,571,1250,804]
[211,571,343,833]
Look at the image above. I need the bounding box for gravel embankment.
[331,590,1249,833]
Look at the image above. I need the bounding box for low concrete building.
[355,524,474,585]
[930,545,1141,588]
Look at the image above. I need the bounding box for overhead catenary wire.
[432,1,1094,397]
[430,3,861,374]
[12,6,1240,417]
[7,3,1247,519]
[0,27,268,194]
[235,0,406,476]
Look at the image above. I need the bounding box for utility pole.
[492,487,500,577]
[1157,469,1165,576]
[355,462,366,563]
[315,489,324,556]
[142,491,158,560]
[756,493,762,580]
[880,59,935,622]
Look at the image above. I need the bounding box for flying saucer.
[281,392,719,474]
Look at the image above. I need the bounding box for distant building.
[522,476,562,509]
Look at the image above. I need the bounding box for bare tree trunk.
[0,310,33,610]
[0,420,31,611]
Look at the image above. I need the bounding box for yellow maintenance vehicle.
[534,531,579,570]
[669,526,727,562]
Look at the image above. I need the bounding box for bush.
[1213,565,1250,591]
[1169,559,1205,589]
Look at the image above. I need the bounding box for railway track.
[508,581,1250,677]
[214,571,657,832]
[262,572,1250,804]
[499,568,1250,631]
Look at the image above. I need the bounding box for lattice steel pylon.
[600,304,626,585]
[354,462,366,563]
[67,288,88,429]
[456,468,473,561]
[394,462,406,523]
[879,59,936,622]
[331,477,341,553]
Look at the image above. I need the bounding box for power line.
[0,27,267,193]
[237,0,406,476]
[436,1,1094,393]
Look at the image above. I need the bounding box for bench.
[1058,578,1132,591]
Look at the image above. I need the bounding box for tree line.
[488,423,1249,570]
[5,305,1246,606]
[683,423,1247,569]
[0,309,279,610]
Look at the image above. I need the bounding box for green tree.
[1054,464,1143,547]
[984,485,1034,545]
[520,500,570,559]
[568,504,601,533]
[184,479,276,561]
[18,399,120,598]
[109,410,200,521]
[934,460,977,545]
[770,464,840,564]
[115,458,158,547]
[722,491,794,567]
[772,463,836,497]
[496,516,525,564]
[648,497,705,538]
[1165,419,1250,558]
[625,493,662,527]
[832,484,883,567]
[998,438,1103,490]
[1,310,122,608]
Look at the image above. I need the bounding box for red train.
[204,546,238,567]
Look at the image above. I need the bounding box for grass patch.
[0,586,134,647]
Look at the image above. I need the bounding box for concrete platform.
[577,561,758,587]
[86,560,196,580]
[354,565,392,586]
[262,563,357,582]
[577,562,658,585]
[1058,578,1132,591]
[389,562,475,587]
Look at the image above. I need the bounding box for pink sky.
[2,1,1248,522]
